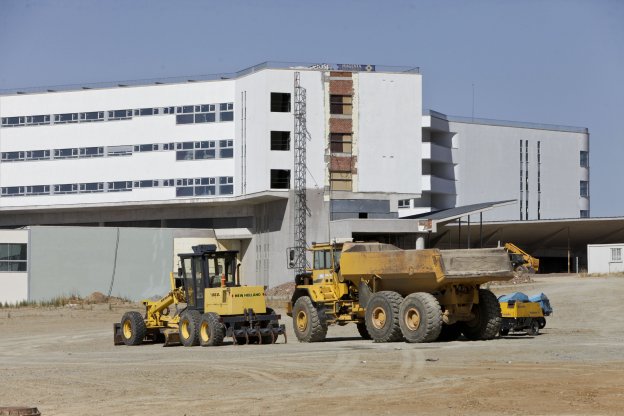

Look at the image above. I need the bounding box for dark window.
[270,169,290,189]
[270,93,291,112]
[108,109,133,120]
[359,213,368,219]
[79,182,104,193]
[135,144,158,152]
[1,116,25,127]
[195,149,215,159]
[79,147,104,157]
[176,151,194,160]
[54,113,78,124]
[54,148,79,159]
[580,180,589,198]
[330,133,353,154]
[138,108,155,116]
[0,243,27,272]
[176,114,194,124]
[26,115,51,125]
[79,111,104,122]
[580,210,590,218]
[219,103,234,121]
[195,186,216,196]
[398,199,410,209]
[26,185,50,195]
[26,150,51,160]
[271,131,290,151]
[2,151,25,161]
[53,184,78,194]
[195,113,216,123]
[330,95,353,115]
[580,151,589,168]
[1,186,25,196]
[107,181,132,192]
[176,187,194,197]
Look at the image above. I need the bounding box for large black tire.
[179,309,201,347]
[437,323,462,342]
[365,291,404,343]
[292,296,327,342]
[527,319,540,336]
[199,312,225,347]
[460,289,502,341]
[356,322,372,340]
[120,311,147,346]
[398,293,443,343]
[537,317,546,329]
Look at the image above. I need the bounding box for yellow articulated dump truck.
[288,241,514,343]
[114,245,286,347]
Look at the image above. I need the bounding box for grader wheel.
[199,312,225,347]
[398,293,442,343]
[365,291,404,343]
[120,311,146,346]
[179,310,201,347]
[292,296,327,342]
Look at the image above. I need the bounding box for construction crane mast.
[293,72,309,276]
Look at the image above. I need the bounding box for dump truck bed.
[338,243,513,293]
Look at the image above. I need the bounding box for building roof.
[0,61,420,97]
[424,109,588,134]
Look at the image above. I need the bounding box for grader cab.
[114,245,286,347]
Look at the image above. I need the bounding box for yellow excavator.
[114,245,286,347]
[504,243,539,273]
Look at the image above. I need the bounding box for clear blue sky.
[1,0,622,216]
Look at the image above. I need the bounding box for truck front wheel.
[365,291,404,343]
[292,296,327,342]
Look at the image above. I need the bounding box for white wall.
[451,121,588,221]
[0,229,29,304]
[0,81,236,208]
[357,72,422,194]
[588,244,624,274]
[234,69,326,196]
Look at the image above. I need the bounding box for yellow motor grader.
[288,241,514,343]
[114,245,286,347]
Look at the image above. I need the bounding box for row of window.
[0,243,27,272]
[0,176,234,198]
[1,103,234,128]
[1,140,234,162]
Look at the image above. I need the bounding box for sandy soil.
[1,274,623,416]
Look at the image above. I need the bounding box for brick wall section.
[329,80,353,95]
[330,71,352,78]
[330,155,358,173]
[330,118,352,134]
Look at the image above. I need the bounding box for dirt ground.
[1,274,623,416]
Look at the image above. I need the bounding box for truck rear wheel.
[199,312,225,347]
[179,310,201,347]
[292,296,327,342]
[356,322,371,340]
[460,289,502,340]
[537,317,546,329]
[365,291,404,343]
[120,311,147,346]
[399,293,442,343]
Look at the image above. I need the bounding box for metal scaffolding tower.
[293,72,310,276]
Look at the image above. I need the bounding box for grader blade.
[113,323,124,346]
[162,329,181,347]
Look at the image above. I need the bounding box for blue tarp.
[498,292,530,302]
[529,293,553,316]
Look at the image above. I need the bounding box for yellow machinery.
[504,243,539,273]
[114,245,286,347]
[287,241,514,343]
[499,299,544,336]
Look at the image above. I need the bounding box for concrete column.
[416,236,425,250]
